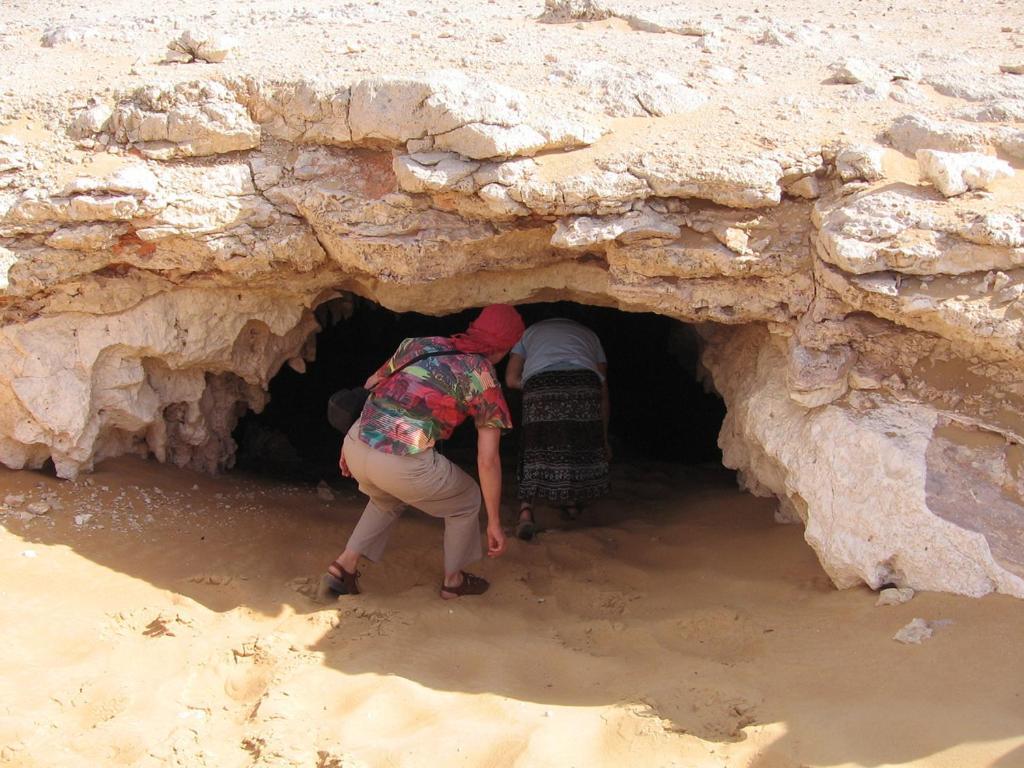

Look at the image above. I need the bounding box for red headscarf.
[451,304,525,356]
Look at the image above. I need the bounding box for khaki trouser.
[342,427,483,575]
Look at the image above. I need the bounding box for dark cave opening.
[233,297,728,483]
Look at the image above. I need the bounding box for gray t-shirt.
[511,318,607,383]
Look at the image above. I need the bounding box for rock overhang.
[1,46,1024,600]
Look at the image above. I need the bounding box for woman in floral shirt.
[318,304,525,600]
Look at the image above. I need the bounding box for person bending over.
[318,304,525,600]
[505,316,610,540]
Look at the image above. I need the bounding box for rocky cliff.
[1,0,1023,597]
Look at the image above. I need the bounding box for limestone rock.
[166,29,236,64]
[243,80,352,146]
[2,64,1024,606]
[784,175,820,199]
[814,187,1024,275]
[630,151,784,208]
[551,208,681,249]
[106,81,260,159]
[45,223,126,251]
[316,481,334,501]
[786,341,856,407]
[248,155,284,191]
[40,26,96,47]
[614,10,720,37]
[0,288,320,478]
[893,618,933,644]
[394,153,481,194]
[551,62,706,118]
[0,246,15,292]
[604,201,811,286]
[434,124,543,161]
[758,20,826,48]
[829,58,889,86]
[26,501,50,516]
[916,149,1014,197]
[927,71,1024,102]
[348,71,602,159]
[887,114,993,155]
[512,167,650,216]
[69,103,113,140]
[835,145,885,182]
[817,260,1024,365]
[997,128,1024,161]
[540,1,718,37]
[0,139,27,179]
[64,165,159,198]
[877,586,915,606]
[476,183,530,218]
[956,99,1024,123]
[538,0,611,22]
[705,325,1024,598]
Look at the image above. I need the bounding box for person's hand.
[604,439,613,462]
[339,448,351,477]
[487,521,507,558]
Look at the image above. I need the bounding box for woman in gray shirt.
[505,318,610,539]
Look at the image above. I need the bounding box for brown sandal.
[315,562,361,602]
[516,505,537,541]
[440,571,490,600]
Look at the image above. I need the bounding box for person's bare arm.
[598,362,611,460]
[477,426,507,557]
[505,353,525,390]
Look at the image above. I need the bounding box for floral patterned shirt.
[358,337,512,455]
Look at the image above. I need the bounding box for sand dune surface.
[1,457,1022,767]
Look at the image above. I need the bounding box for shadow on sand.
[5,456,1024,766]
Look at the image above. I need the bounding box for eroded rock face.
[1,72,1022,599]
[705,324,1024,597]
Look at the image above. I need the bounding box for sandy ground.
[1,456,1023,768]
[2,1,1024,766]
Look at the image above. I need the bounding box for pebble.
[166,29,236,64]
[316,481,335,502]
[893,617,932,644]
[26,501,51,516]
[39,25,96,48]
[876,586,915,606]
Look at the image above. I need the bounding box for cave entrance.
[232,298,728,489]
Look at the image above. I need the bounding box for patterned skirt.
[517,369,609,504]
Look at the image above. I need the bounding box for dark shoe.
[315,565,360,602]
[516,518,537,541]
[559,504,581,521]
[440,571,490,600]
[516,505,536,541]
